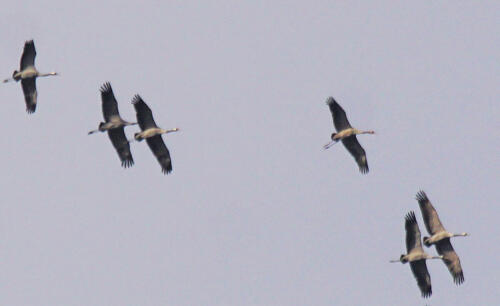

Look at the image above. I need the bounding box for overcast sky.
[1,1,498,305]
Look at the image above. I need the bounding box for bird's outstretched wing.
[435,238,464,285]
[20,40,36,70]
[146,135,172,174]
[100,82,121,122]
[416,191,446,235]
[326,97,352,132]
[341,136,369,174]
[410,260,432,298]
[21,78,37,114]
[132,95,158,130]
[405,211,423,253]
[107,128,134,168]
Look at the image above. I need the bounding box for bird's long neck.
[39,72,57,77]
[359,129,375,135]
[161,128,179,134]
[453,233,468,237]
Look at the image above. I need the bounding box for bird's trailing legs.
[323,140,338,150]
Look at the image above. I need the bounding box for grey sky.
[1,1,498,305]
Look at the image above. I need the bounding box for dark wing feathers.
[20,40,36,70]
[100,82,120,122]
[341,136,369,174]
[416,191,445,235]
[146,135,172,174]
[107,128,134,168]
[132,95,157,130]
[410,260,432,298]
[405,211,422,253]
[435,238,465,285]
[326,97,352,131]
[21,78,37,113]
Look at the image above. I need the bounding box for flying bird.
[324,97,374,174]
[416,190,468,285]
[3,40,58,113]
[88,82,136,168]
[132,95,179,174]
[390,211,443,298]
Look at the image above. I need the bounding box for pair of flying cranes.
[3,40,179,174]
[5,40,469,297]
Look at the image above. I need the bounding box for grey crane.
[132,95,179,174]
[390,211,443,298]
[88,82,136,168]
[416,190,468,285]
[324,97,374,174]
[3,40,58,113]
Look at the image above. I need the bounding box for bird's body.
[391,211,442,298]
[132,95,179,174]
[88,82,135,168]
[324,97,374,174]
[89,117,134,134]
[416,191,467,284]
[3,40,58,113]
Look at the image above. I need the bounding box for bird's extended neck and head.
[39,71,59,77]
[354,129,375,135]
[160,127,180,134]
[454,232,469,238]
[426,254,444,260]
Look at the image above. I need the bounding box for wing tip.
[416,190,428,203]
[405,211,417,224]
[161,166,172,175]
[121,158,134,168]
[359,165,369,174]
[100,81,112,94]
[421,287,432,298]
[131,94,143,105]
[454,272,465,285]
[325,96,336,106]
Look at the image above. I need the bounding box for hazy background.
[1,1,498,305]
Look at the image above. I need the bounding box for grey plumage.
[89,82,135,168]
[416,191,466,285]
[325,97,371,174]
[390,212,443,298]
[405,211,433,298]
[132,95,174,174]
[4,40,58,113]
